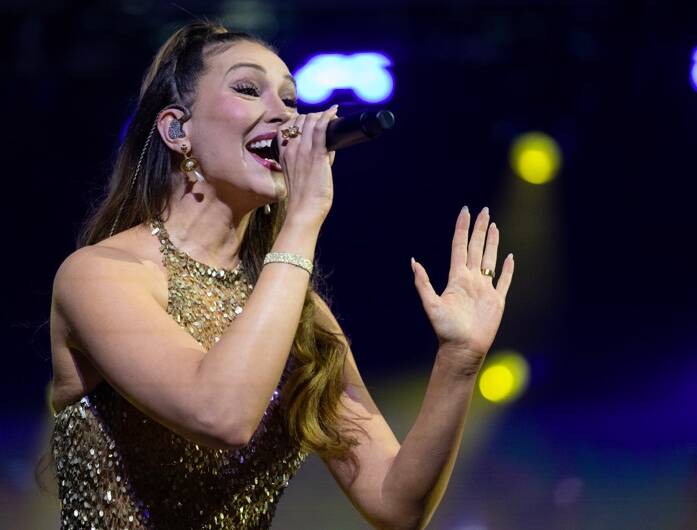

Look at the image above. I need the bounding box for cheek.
[197,101,256,165]
[210,105,249,142]
[220,92,259,122]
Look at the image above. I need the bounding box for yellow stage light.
[479,365,514,402]
[509,132,561,184]
[478,350,530,403]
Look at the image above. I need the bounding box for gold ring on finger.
[480,268,495,278]
[281,125,302,139]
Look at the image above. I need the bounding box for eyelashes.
[232,81,298,108]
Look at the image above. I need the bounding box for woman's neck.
[162,182,253,271]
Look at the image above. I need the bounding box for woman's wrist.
[263,252,314,275]
[271,216,321,266]
[285,203,330,229]
[435,343,486,380]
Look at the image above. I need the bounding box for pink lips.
[246,131,277,144]
[248,150,283,172]
[245,131,282,172]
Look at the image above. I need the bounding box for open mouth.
[245,137,282,172]
[246,138,277,162]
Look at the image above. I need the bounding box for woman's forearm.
[381,347,479,530]
[194,216,322,445]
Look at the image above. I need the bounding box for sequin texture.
[51,216,308,529]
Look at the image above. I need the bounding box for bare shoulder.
[55,244,148,293]
[56,244,144,282]
[54,225,167,308]
[50,225,167,412]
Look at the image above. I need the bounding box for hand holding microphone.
[271,109,395,161]
[276,106,339,225]
[276,108,396,225]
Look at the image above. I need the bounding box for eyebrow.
[224,62,297,88]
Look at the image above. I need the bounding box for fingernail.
[410,256,415,271]
[331,104,339,111]
[461,205,469,213]
[490,222,496,229]
[483,206,489,214]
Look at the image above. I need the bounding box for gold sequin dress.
[51,216,308,529]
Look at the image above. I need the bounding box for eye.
[233,81,298,108]
[233,82,260,97]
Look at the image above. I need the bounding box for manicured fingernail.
[461,205,469,213]
[490,222,496,229]
[331,104,339,110]
[483,206,489,214]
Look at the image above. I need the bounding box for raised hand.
[411,206,515,373]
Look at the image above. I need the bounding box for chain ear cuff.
[180,143,205,182]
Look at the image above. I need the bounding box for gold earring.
[180,143,205,182]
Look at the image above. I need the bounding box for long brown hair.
[37,19,367,491]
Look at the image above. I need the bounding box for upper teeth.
[249,138,272,149]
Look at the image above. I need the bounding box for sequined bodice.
[51,217,308,529]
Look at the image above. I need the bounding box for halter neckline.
[150,215,243,278]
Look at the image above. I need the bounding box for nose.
[266,95,295,124]
[268,108,293,125]
[270,112,293,125]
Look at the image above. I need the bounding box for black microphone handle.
[270,109,395,161]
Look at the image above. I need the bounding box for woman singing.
[48,20,514,529]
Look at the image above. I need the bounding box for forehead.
[207,40,292,80]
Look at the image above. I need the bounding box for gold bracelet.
[263,252,313,275]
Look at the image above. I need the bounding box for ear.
[156,105,192,155]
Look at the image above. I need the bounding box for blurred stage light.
[553,476,584,507]
[479,365,514,402]
[294,52,393,104]
[509,132,562,184]
[691,48,697,91]
[119,111,135,145]
[478,350,529,403]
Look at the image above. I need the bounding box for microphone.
[270,109,395,161]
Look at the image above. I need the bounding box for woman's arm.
[317,207,514,530]
[379,347,479,530]
[314,294,476,530]
[56,216,322,450]
[194,216,324,443]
